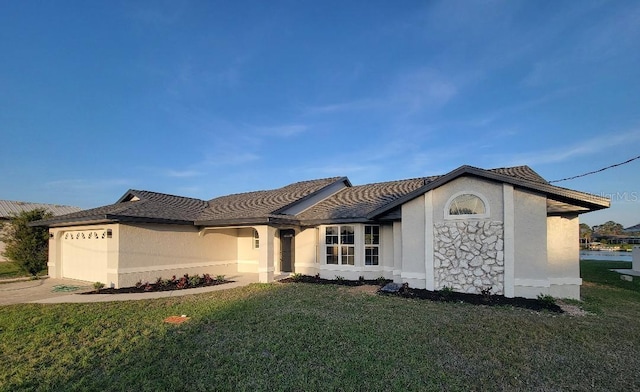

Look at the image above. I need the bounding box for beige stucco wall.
[116,224,239,287]
[400,196,426,288]
[295,227,319,276]
[431,176,504,222]
[237,227,259,273]
[547,215,581,299]
[512,189,549,298]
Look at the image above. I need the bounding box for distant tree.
[593,221,624,236]
[0,208,52,276]
[579,223,592,240]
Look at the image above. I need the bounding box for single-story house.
[0,200,82,262]
[34,165,609,299]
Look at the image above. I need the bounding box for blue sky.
[1,0,639,227]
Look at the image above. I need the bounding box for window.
[325,225,355,265]
[253,229,260,249]
[445,192,489,219]
[364,225,379,265]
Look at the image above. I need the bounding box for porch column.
[503,184,515,298]
[257,226,277,283]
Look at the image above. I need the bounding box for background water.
[580,250,633,262]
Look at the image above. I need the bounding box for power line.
[549,154,640,183]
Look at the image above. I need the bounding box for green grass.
[0,262,27,280]
[1,262,639,391]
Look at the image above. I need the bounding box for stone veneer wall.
[433,221,504,294]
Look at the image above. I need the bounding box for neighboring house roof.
[624,223,640,233]
[33,165,610,228]
[0,200,81,219]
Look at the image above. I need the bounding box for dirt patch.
[164,315,190,324]
[341,285,380,295]
[557,301,588,316]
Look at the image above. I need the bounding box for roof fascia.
[115,189,140,204]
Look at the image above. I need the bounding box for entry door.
[280,229,295,273]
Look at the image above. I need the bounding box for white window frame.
[444,191,490,220]
[325,225,355,265]
[364,225,380,266]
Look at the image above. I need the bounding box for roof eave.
[366,165,610,219]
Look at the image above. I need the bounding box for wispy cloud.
[165,169,203,178]
[390,68,458,113]
[488,128,640,167]
[255,124,308,137]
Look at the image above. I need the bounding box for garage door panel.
[61,230,108,283]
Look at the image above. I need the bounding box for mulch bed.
[81,275,233,294]
[280,275,563,313]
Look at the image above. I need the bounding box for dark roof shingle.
[196,177,344,223]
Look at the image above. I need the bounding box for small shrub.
[135,280,143,289]
[155,277,163,285]
[93,282,105,291]
[537,293,556,306]
[203,273,213,284]
[160,279,171,288]
[314,273,321,281]
[215,275,226,282]
[376,276,387,286]
[189,275,202,287]
[335,276,345,281]
[143,282,153,292]
[439,286,454,300]
[176,276,188,289]
[291,273,304,282]
[481,286,492,302]
[358,276,365,285]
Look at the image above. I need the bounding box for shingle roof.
[34,190,208,226]
[33,165,609,228]
[488,166,549,184]
[196,177,345,224]
[0,200,81,219]
[296,176,440,222]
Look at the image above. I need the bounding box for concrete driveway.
[0,277,92,306]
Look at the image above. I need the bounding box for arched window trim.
[444,191,490,220]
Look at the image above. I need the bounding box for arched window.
[445,192,489,219]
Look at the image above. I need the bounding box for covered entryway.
[60,229,108,283]
[280,229,295,273]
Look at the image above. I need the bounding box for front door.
[280,229,295,273]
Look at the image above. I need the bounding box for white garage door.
[61,230,108,283]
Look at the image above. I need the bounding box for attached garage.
[60,229,108,283]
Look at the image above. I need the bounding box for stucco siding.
[116,224,238,287]
[432,176,504,222]
[401,196,426,288]
[237,228,259,273]
[295,227,318,276]
[547,215,581,299]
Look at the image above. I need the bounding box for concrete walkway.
[0,274,258,305]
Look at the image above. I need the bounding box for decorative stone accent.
[434,221,504,294]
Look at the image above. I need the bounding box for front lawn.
[0,262,28,280]
[0,261,639,391]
